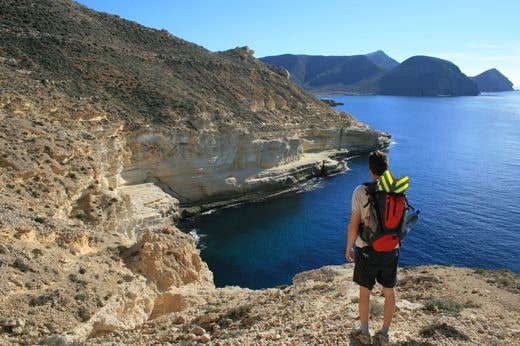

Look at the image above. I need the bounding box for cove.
[181,92,520,289]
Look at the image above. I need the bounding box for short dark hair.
[368,151,388,176]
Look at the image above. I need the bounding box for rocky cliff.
[0,0,391,343]
[0,0,389,209]
[262,52,493,97]
[471,68,514,92]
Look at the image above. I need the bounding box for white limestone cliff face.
[102,126,389,207]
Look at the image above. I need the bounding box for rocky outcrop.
[123,229,213,291]
[0,187,213,344]
[471,68,514,92]
[83,265,520,345]
[321,98,344,106]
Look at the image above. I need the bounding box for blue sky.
[77,0,520,86]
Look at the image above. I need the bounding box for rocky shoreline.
[178,146,379,218]
[320,98,344,107]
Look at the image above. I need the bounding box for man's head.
[368,150,388,179]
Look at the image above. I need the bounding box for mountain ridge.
[259,53,384,89]
[262,52,514,96]
[366,50,399,71]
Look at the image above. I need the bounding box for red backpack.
[359,171,411,252]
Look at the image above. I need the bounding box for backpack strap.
[362,182,376,208]
[359,182,383,244]
[405,196,415,211]
[366,183,385,236]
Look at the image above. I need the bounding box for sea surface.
[181,92,520,289]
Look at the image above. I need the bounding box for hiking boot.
[350,328,371,345]
[373,330,390,346]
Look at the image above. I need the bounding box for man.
[346,151,399,346]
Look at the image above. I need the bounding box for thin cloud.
[425,51,520,85]
[466,43,520,51]
[432,52,520,63]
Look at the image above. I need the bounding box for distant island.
[471,68,514,92]
[380,56,479,96]
[260,51,514,96]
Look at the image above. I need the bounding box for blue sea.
[181,92,520,289]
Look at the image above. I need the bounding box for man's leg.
[372,287,395,345]
[382,286,395,330]
[374,250,398,345]
[352,247,376,343]
[350,285,372,344]
[359,285,371,328]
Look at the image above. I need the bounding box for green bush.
[424,299,465,314]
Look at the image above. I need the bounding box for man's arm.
[346,211,361,262]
